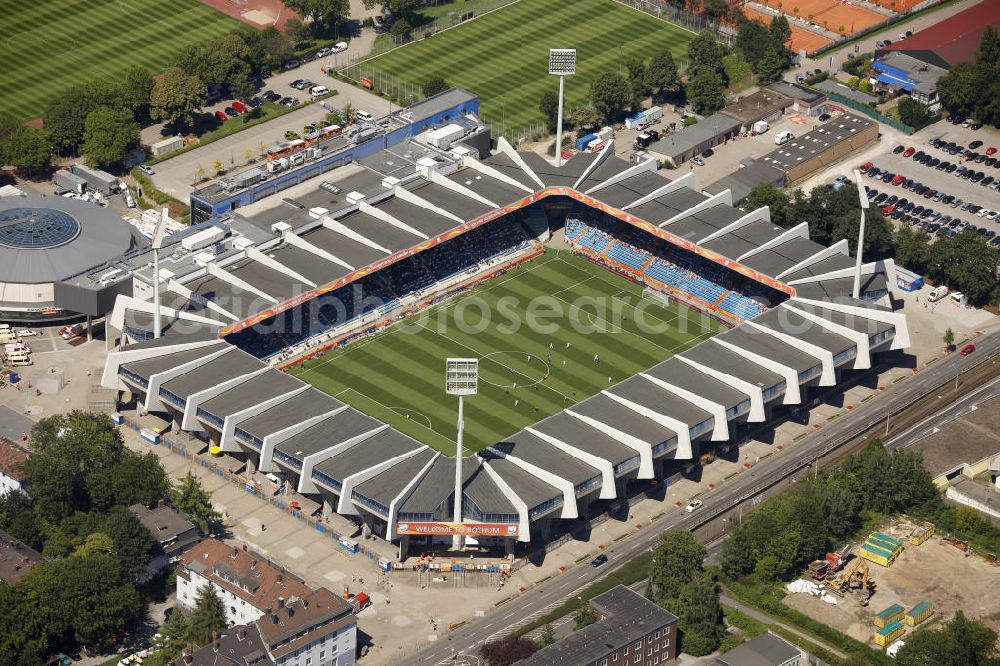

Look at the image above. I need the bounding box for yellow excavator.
[848,561,876,606]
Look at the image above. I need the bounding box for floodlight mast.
[549,49,576,168]
[852,170,869,300]
[151,208,169,339]
[446,359,478,552]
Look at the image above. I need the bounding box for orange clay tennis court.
[743,7,834,52]
[758,0,887,35]
[867,0,923,11]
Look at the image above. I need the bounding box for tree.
[1,127,49,170]
[897,97,930,128]
[44,88,94,155]
[573,606,597,629]
[943,328,955,349]
[0,112,20,145]
[0,582,48,665]
[768,15,792,54]
[537,624,555,647]
[735,18,770,69]
[687,30,724,76]
[151,68,207,131]
[82,106,140,168]
[894,225,931,273]
[282,0,350,32]
[539,90,560,132]
[687,67,727,115]
[590,72,632,122]
[187,584,228,645]
[422,75,449,98]
[927,231,999,305]
[118,66,156,118]
[25,411,127,521]
[480,636,538,666]
[104,505,155,583]
[390,17,413,41]
[701,0,729,19]
[625,57,650,107]
[745,183,790,227]
[212,159,224,175]
[896,611,998,666]
[645,49,681,98]
[673,575,724,656]
[649,531,707,604]
[362,0,421,19]
[171,472,221,534]
[284,17,311,47]
[756,45,787,85]
[259,26,294,72]
[570,106,601,131]
[74,532,115,558]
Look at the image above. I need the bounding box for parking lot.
[858,120,1000,241]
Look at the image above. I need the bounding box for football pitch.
[0,0,243,122]
[360,0,695,133]
[289,251,724,455]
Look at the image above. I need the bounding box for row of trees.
[937,27,1000,128]
[0,411,220,663]
[648,531,726,656]
[722,441,940,582]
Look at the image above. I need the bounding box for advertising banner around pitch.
[396,522,519,537]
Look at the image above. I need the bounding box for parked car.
[892,144,905,154]
[232,101,247,113]
[691,156,705,166]
[224,106,238,117]
[331,41,349,53]
[137,164,155,176]
[214,110,227,122]
[283,59,301,70]
[17,330,37,337]
[248,96,264,108]
[818,113,832,121]
[902,147,915,157]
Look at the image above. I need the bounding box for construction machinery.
[847,561,876,606]
[826,555,862,596]
[809,544,852,581]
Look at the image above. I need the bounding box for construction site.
[783,518,1000,649]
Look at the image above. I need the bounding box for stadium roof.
[0,196,133,284]
[879,0,1000,70]
[103,133,910,543]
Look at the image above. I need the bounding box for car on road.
[961,344,976,356]
[691,156,705,166]
[214,110,227,122]
[685,499,704,513]
[590,554,608,567]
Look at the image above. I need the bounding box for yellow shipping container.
[876,621,905,647]
[905,602,933,626]
[909,523,934,545]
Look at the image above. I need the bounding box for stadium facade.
[101,97,908,556]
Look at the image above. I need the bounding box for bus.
[267,139,307,162]
[304,124,342,144]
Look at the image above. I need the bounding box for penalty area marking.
[479,351,551,390]
[389,407,433,429]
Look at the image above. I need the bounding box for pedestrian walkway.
[720,593,847,660]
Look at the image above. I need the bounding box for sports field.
[289,252,723,455]
[360,0,696,133]
[0,0,243,122]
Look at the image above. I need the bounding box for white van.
[355,109,373,123]
[774,130,794,145]
[309,85,329,97]
[5,344,29,355]
[6,352,30,365]
[927,285,949,302]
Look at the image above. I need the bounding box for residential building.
[0,438,28,497]
[520,585,678,665]
[869,52,948,107]
[717,631,804,666]
[184,589,357,666]
[0,528,43,584]
[129,501,201,577]
[177,539,312,626]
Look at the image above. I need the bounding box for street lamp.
[446,358,478,552]
[549,48,576,168]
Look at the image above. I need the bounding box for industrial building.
[755,113,878,184]
[720,89,795,131]
[717,631,803,666]
[99,116,910,555]
[643,113,742,166]
[703,158,787,206]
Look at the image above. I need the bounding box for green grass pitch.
[289,251,724,455]
[363,0,696,133]
[0,0,243,122]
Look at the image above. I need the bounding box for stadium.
[101,97,908,557]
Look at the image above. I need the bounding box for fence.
[340,0,521,68]
[820,87,916,134]
[616,0,736,46]
[337,61,424,105]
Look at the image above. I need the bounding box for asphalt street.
[404,329,1000,665]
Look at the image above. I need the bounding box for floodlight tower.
[151,208,169,339]
[852,169,869,300]
[446,358,478,552]
[549,49,577,168]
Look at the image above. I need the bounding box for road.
[885,373,1000,451]
[403,329,1000,665]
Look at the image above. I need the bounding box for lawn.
[289,251,722,454]
[356,0,695,136]
[0,0,243,122]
